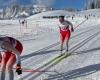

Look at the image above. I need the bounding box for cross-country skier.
[58,16,74,53]
[0,36,23,80]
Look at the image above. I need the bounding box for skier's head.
[59,16,65,22]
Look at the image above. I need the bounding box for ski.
[16,52,72,72]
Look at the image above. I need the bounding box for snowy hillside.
[78,9,100,17]
[27,10,75,20]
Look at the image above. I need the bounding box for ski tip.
[17,75,23,80]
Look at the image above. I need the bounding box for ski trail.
[21,29,100,80]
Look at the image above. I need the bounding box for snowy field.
[0,9,100,80]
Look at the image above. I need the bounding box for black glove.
[16,64,22,75]
[71,28,74,32]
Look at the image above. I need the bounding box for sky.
[51,0,87,10]
[0,0,87,10]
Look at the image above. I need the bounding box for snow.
[79,9,100,16]
[0,9,100,80]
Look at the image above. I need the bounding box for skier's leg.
[66,30,71,52]
[0,61,6,80]
[0,52,11,80]
[0,70,6,80]
[6,53,16,80]
[60,31,65,52]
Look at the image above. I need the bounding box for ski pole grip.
[16,64,22,75]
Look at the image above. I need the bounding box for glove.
[71,28,74,32]
[16,64,22,75]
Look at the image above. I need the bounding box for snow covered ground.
[0,9,100,80]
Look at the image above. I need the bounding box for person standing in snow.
[58,16,74,53]
[19,19,27,29]
[0,36,23,80]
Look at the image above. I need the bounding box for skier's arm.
[57,24,61,33]
[59,26,61,30]
[57,22,60,29]
[67,21,74,32]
